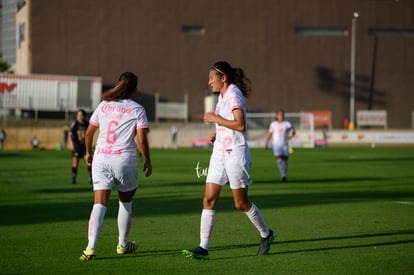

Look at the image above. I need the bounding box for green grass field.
[1,147,413,274]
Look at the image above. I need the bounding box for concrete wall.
[1,123,413,150]
[0,123,215,150]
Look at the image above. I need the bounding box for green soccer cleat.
[182,246,209,260]
[80,248,96,261]
[117,241,138,255]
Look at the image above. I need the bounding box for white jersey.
[268,120,293,147]
[89,99,149,166]
[213,84,249,158]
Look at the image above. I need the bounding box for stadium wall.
[1,124,413,150]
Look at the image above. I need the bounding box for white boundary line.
[394,201,414,206]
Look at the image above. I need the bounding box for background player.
[265,109,296,182]
[70,109,92,185]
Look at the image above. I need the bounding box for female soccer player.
[70,109,92,184]
[265,110,296,182]
[80,72,152,260]
[182,61,275,260]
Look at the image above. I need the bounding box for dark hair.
[78,109,86,116]
[276,109,285,120]
[102,72,138,101]
[212,61,251,97]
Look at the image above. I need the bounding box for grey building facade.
[15,0,414,128]
[0,0,21,66]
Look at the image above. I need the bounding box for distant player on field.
[170,125,178,149]
[265,109,296,182]
[70,109,92,185]
[0,128,6,150]
[79,72,152,260]
[182,61,274,260]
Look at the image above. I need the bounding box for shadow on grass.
[91,230,414,261]
[253,177,385,184]
[209,230,414,260]
[324,156,414,163]
[2,189,414,226]
[94,249,182,260]
[0,152,32,158]
[34,186,92,193]
[270,239,414,256]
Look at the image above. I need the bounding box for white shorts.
[272,144,289,157]
[206,153,252,189]
[92,161,138,192]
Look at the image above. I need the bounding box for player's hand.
[208,133,216,145]
[204,112,217,124]
[85,153,93,165]
[143,161,152,177]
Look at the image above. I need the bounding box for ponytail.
[102,72,138,101]
[212,61,251,97]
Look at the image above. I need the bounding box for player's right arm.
[265,123,274,150]
[204,108,245,132]
[68,122,76,150]
[264,131,272,150]
[85,124,98,165]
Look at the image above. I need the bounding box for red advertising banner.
[303,110,332,128]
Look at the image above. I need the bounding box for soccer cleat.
[117,241,138,255]
[80,248,96,261]
[182,246,209,260]
[281,176,287,182]
[257,229,275,256]
[72,176,77,185]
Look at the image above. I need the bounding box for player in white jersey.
[79,72,152,260]
[265,110,295,182]
[182,61,274,260]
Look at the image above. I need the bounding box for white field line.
[394,201,414,206]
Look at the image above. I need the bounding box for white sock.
[277,159,285,177]
[245,203,269,238]
[118,201,133,247]
[86,204,107,249]
[284,159,288,176]
[199,209,216,250]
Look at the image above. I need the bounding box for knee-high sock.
[245,203,269,238]
[199,209,215,250]
[87,204,107,249]
[118,201,132,247]
[87,166,92,178]
[72,167,77,177]
[277,158,285,177]
[284,159,288,176]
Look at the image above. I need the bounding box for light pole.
[349,12,359,130]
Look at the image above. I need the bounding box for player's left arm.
[289,127,296,139]
[204,108,245,132]
[137,128,152,177]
